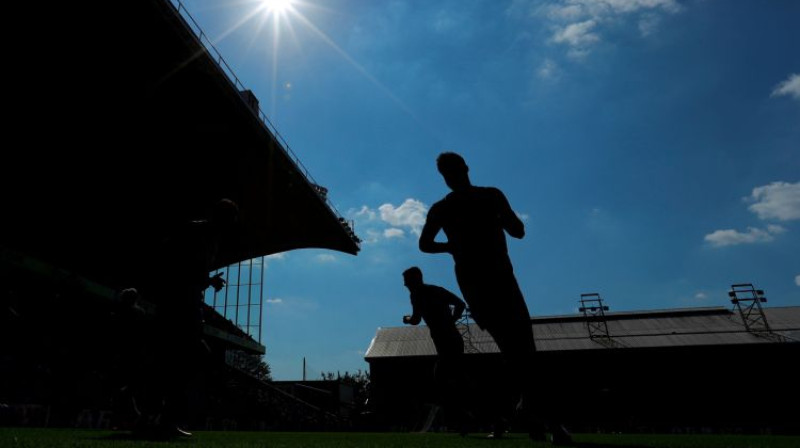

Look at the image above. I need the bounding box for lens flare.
[259,0,294,14]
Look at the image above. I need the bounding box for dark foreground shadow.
[96,432,194,443]
[458,434,652,448]
[574,443,651,448]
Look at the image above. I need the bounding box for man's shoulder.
[477,186,504,196]
[431,196,448,208]
[424,283,457,297]
[433,187,506,212]
[418,283,441,294]
[448,186,504,196]
[427,197,449,217]
[475,186,508,205]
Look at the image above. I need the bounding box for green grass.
[1,429,797,448]
[570,433,800,448]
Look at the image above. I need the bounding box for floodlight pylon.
[456,308,481,354]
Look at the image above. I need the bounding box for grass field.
[1,429,798,448]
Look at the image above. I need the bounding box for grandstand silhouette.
[1,0,358,430]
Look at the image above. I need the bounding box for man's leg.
[437,338,472,433]
[483,313,540,430]
[487,304,572,444]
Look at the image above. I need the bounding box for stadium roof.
[364,306,800,359]
[3,0,358,289]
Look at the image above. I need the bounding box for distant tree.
[241,353,272,382]
[320,370,371,411]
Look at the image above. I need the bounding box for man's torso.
[430,186,510,264]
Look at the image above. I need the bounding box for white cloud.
[517,212,531,222]
[767,224,787,235]
[552,19,600,46]
[266,297,320,314]
[349,207,381,244]
[795,275,800,287]
[527,0,683,57]
[567,48,591,60]
[771,73,800,100]
[378,199,429,235]
[363,229,381,244]
[538,58,559,79]
[535,0,682,22]
[694,292,707,301]
[433,13,457,34]
[384,228,405,239]
[547,4,585,21]
[705,181,797,248]
[315,254,337,263]
[431,9,473,38]
[638,13,660,36]
[349,198,429,243]
[600,0,681,14]
[266,252,287,260]
[704,226,785,247]
[353,205,377,221]
[747,181,800,221]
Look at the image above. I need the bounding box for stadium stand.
[2,0,358,431]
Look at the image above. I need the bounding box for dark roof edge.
[531,306,734,324]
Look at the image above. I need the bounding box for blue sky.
[185,0,800,380]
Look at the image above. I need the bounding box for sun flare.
[259,0,294,14]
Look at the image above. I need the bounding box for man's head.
[436,152,470,191]
[402,266,423,289]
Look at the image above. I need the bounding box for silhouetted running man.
[402,266,467,430]
[419,152,571,444]
[148,198,240,438]
[402,267,465,356]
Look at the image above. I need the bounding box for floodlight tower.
[579,293,611,340]
[456,308,481,354]
[729,283,770,334]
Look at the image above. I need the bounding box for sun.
[259,0,295,14]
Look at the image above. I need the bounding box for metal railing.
[167,0,358,245]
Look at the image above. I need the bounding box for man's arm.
[419,204,450,254]
[496,189,525,239]
[438,287,466,321]
[451,299,466,322]
[403,299,422,325]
